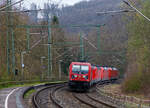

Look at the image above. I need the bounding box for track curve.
[32,83,66,108]
[31,82,122,108]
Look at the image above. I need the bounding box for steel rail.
[50,85,65,108]
[72,93,98,108]
[86,93,117,108]
[32,83,66,108]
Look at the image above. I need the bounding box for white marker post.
[59,60,62,80]
[21,51,26,80]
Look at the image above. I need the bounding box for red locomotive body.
[109,67,119,81]
[68,62,91,89]
[68,62,119,90]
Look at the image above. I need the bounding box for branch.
[0,0,24,11]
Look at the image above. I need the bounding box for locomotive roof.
[71,62,91,65]
[71,62,117,70]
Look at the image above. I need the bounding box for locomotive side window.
[112,68,117,70]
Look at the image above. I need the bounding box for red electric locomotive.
[68,62,91,90]
[68,62,119,90]
[100,67,118,82]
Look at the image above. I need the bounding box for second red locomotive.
[68,62,119,90]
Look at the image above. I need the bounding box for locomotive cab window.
[72,65,80,73]
[112,68,117,70]
[81,65,89,74]
[72,65,89,74]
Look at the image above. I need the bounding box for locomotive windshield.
[72,65,89,74]
[81,65,89,74]
[72,65,80,73]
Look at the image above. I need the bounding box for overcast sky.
[22,0,84,9]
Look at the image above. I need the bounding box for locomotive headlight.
[72,75,77,79]
[83,75,88,79]
[74,75,77,78]
[83,75,86,78]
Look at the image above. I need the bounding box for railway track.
[32,83,66,108]
[50,85,64,108]
[31,82,120,108]
[95,82,125,108]
[73,92,116,108]
[73,93,98,108]
[85,93,116,108]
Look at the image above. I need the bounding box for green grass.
[125,102,139,108]
[0,80,67,90]
[24,89,36,99]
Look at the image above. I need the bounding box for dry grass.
[103,84,150,100]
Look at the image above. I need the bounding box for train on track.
[68,62,119,90]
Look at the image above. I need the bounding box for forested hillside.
[59,0,122,26]
[123,0,150,94]
[1,0,150,97]
[0,0,128,81]
[58,0,127,75]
